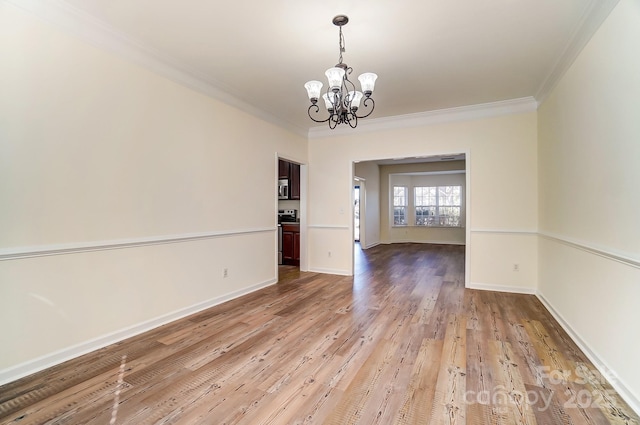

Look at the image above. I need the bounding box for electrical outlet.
[513,264,519,272]
[223,268,228,278]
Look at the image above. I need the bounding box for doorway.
[351,154,468,283]
[276,154,307,280]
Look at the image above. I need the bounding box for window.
[414,185,461,227]
[414,186,436,225]
[393,186,407,225]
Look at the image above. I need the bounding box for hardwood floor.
[1,243,638,424]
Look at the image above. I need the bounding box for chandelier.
[304,15,378,129]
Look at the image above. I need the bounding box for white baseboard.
[0,278,277,386]
[382,240,466,246]
[536,292,640,415]
[307,267,351,276]
[360,241,381,250]
[467,281,537,294]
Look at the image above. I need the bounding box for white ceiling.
[43,0,617,135]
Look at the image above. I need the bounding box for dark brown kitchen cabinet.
[281,223,299,266]
[289,162,300,200]
[278,159,290,180]
[293,231,300,263]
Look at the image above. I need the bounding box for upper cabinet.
[278,159,300,200]
[278,159,290,180]
[289,162,300,200]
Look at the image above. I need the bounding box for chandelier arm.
[354,97,376,119]
[341,74,356,111]
[346,112,358,128]
[307,104,331,123]
[344,75,356,91]
[329,114,338,129]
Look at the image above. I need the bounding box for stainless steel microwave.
[278,179,289,200]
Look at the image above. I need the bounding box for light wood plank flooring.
[1,243,638,424]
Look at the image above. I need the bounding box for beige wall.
[307,112,538,289]
[0,4,307,378]
[277,199,301,212]
[537,0,640,408]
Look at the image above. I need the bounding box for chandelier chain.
[338,26,345,65]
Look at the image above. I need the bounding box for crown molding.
[535,0,620,104]
[3,0,309,138]
[308,97,538,139]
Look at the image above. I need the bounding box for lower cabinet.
[281,224,300,266]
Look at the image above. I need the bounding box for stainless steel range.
[278,209,297,223]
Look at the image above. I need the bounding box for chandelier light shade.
[322,93,336,111]
[304,15,378,129]
[325,67,346,91]
[348,91,363,110]
[357,73,378,96]
[303,80,323,102]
